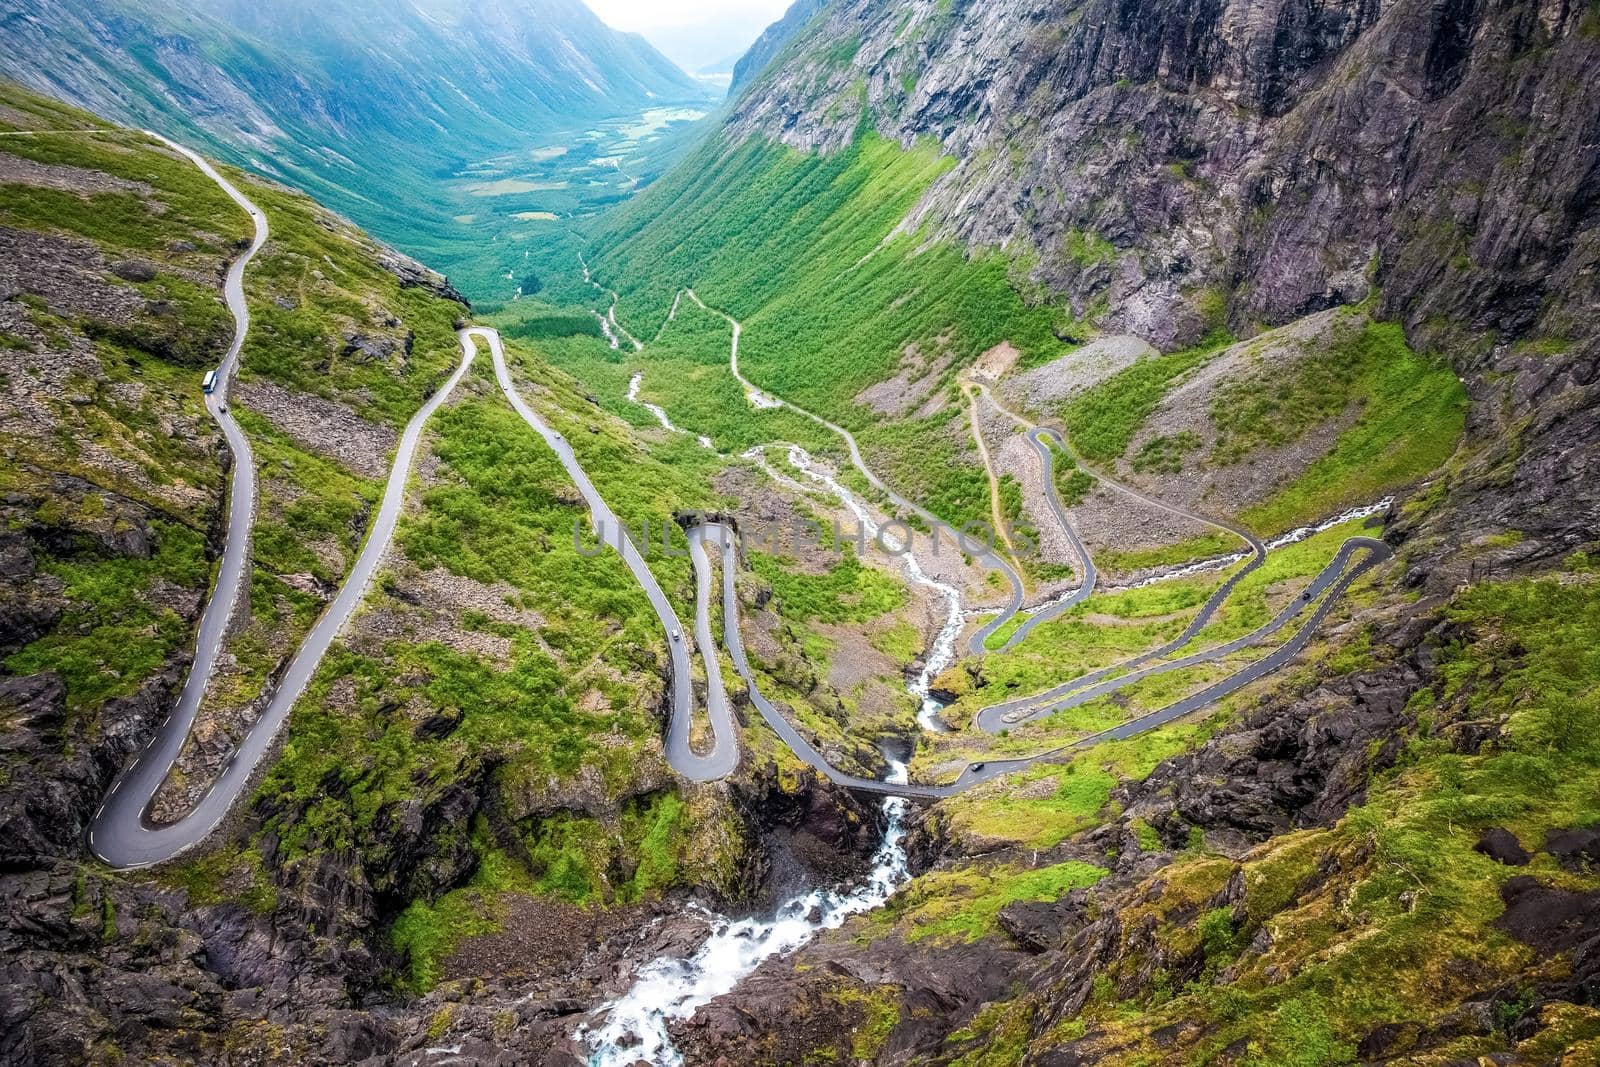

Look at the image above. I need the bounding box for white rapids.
[1114,497,1394,593]
[579,445,966,1065]
[579,760,912,1066]
[628,371,714,449]
[767,445,965,733]
[993,496,1397,622]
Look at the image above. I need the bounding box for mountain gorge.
[0,0,713,293]
[1,0,1599,1063]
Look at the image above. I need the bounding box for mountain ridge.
[718,0,1598,363]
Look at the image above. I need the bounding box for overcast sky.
[587,0,792,72]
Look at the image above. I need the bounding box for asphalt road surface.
[88,140,1398,861]
[478,327,739,782]
[691,517,1389,800]
[90,207,476,867]
[684,291,1028,654]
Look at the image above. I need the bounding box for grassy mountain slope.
[580,131,1464,562]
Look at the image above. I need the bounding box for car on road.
[671,629,681,641]
[971,762,986,772]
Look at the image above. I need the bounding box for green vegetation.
[934,719,1223,848]
[824,986,900,1061]
[390,792,712,991]
[937,520,1369,776]
[198,570,321,715]
[500,306,604,342]
[1064,333,1229,462]
[871,619,924,663]
[402,397,659,623]
[1132,430,1201,474]
[1052,446,1096,506]
[234,178,465,426]
[5,517,208,717]
[1063,226,1117,267]
[750,551,907,624]
[254,338,739,977]
[161,846,278,914]
[0,83,748,1009]
[938,565,1228,720]
[583,133,1077,526]
[235,408,380,583]
[877,859,1108,943]
[1238,319,1466,533]
[614,298,840,454]
[1094,530,1241,576]
[0,168,242,254]
[996,473,1025,524]
[972,565,1600,1063]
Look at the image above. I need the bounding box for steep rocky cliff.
[729,0,1597,362]
[731,0,829,90]
[4,0,1600,1059]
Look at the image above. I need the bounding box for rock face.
[376,247,470,307]
[1,4,1596,1065]
[657,579,1598,1064]
[726,0,1598,364]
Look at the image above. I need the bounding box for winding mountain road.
[991,427,1101,645]
[688,519,1389,798]
[89,137,741,868]
[647,289,1393,795]
[682,291,1028,654]
[86,133,1398,867]
[477,327,738,781]
[90,138,481,866]
[88,134,267,868]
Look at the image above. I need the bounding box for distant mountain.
[700,52,747,77]
[0,0,711,261]
[730,0,826,91]
[609,3,788,78]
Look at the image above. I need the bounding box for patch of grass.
[1049,441,1096,506]
[1240,320,1466,534]
[884,859,1108,943]
[159,846,279,914]
[1132,430,1202,474]
[1095,531,1241,575]
[936,722,1216,848]
[581,133,1077,527]
[390,791,715,992]
[1063,226,1117,267]
[234,408,380,583]
[5,519,209,716]
[750,549,907,625]
[870,619,923,663]
[1021,566,1600,1062]
[1064,332,1231,462]
[824,985,900,1060]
